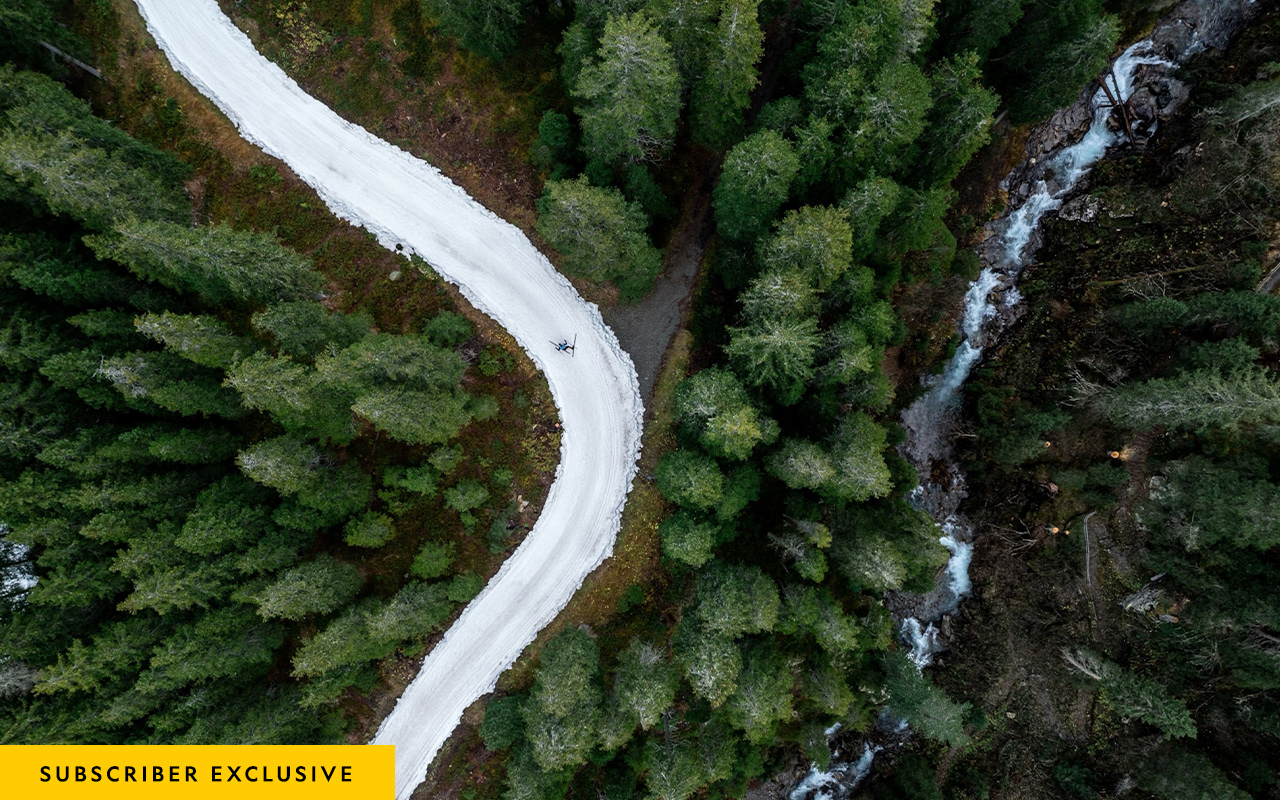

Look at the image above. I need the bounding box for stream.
[788,0,1260,794]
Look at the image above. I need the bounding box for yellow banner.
[0,745,394,798]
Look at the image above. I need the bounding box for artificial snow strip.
[131,2,644,797]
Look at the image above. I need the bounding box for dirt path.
[603,172,715,405]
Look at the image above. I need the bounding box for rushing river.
[894,38,1174,670]
[787,0,1241,789]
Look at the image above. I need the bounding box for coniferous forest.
[2,1,1280,800]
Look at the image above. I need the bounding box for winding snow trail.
[131,1,643,796]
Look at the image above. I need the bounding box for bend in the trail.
[131,2,643,797]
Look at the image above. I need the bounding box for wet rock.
[1059,195,1101,222]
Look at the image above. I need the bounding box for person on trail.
[552,337,576,354]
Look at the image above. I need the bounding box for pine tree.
[713,130,799,242]
[607,639,677,744]
[351,387,474,447]
[87,220,323,306]
[913,53,998,188]
[642,740,705,800]
[757,206,853,291]
[725,315,820,406]
[694,562,779,638]
[135,312,258,369]
[574,13,682,164]
[252,301,369,359]
[422,0,532,61]
[673,622,740,706]
[536,176,662,292]
[523,628,602,771]
[659,511,718,567]
[689,0,764,148]
[251,555,363,620]
[655,449,724,510]
[724,644,793,744]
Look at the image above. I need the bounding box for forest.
[1,0,1278,800]
[0,0,561,745]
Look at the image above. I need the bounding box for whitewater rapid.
[131,2,643,797]
[789,33,1185,800]
[896,39,1174,670]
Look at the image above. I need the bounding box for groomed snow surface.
[131,2,644,797]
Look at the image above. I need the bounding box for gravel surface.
[132,2,643,796]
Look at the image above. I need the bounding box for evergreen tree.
[655,449,725,510]
[251,555,363,620]
[252,301,369,359]
[725,315,820,406]
[135,312,258,369]
[713,130,799,242]
[689,0,764,149]
[659,511,718,567]
[758,206,854,291]
[535,176,662,293]
[523,628,603,771]
[606,639,677,745]
[882,652,971,747]
[724,644,793,744]
[994,0,1119,123]
[913,52,998,188]
[673,622,741,706]
[694,563,779,638]
[87,220,323,306]
[422,0,532,61]
[573,13,682,164]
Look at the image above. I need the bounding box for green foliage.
[344,511,396,548]
[844,177,903,259]
[655,449,724,510]
[724,645,793,744]
[673,622,741,706]
[383,464,438,497]
[623,164,676,220]
[251,555,363,620]
[725,314,820,405]
[0,110,187,229]
[713,130,799,242]
[913,52,998,188]
[446,572,483,603]
[758,206,853,291]
[768,415,891,502]
[136,311,257,368]
[673,367,778,461]
[424,310,473,349]
[531,110,574,171]
[410,540,456,579]
[444,479,490,513]
[422,0,532,61]
[352,386,475,446]
[481,694,527,751]
[659,511,718,567]
[574,13,682,164]
[604,639,677,747]
[536,176,662,297]
[690,0,764,149]
[253,301,369,358]
[882,652,971,747]
[523,628,602,771]
[842,60,933,180]
[995,0,1120,123]
[695,562,779,638]
[1141,455,1280,552]
[1101,367,1280,434]
[87,220,323,305]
